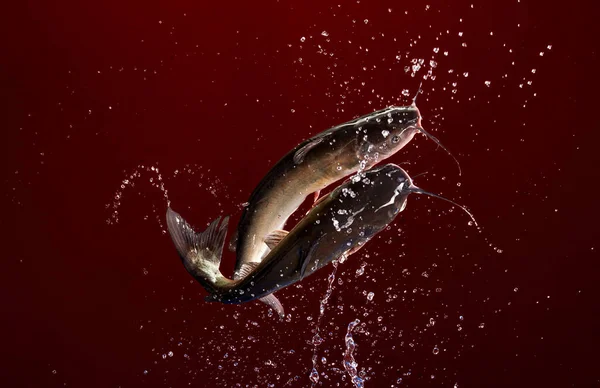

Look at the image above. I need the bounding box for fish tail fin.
[166,207,233,293]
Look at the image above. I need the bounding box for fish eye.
[391,135,400,144]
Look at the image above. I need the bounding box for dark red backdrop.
[2,0,598,387]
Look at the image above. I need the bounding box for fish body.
[166,103,463,315]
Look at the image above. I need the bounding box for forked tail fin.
[166,207,233,293]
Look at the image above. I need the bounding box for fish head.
[353,104,462,175]
[354,106,422,168]
[329,163,414,230]
[368,163,414,217]
[367,164,479,227]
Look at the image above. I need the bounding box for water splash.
[343,319,365,388]
[106,164,170,226]
[106,164,229,233]
[309,255,346,386]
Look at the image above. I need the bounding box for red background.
[2,0,598,387]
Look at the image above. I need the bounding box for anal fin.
[259,293,285,318]
[264,229,289,250]
[306,191,329,215]
[313,190,320,204]
[234,263,285,318]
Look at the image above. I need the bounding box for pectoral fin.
[306,192,329,216]
[312,191,329,208]
[313,190,320,204]
[259,293,285,318]
[293,137,325,164]
[298,236,323,279]
[264,229,289,250]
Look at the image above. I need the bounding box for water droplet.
[485,81,491,87]
[367,292,374,301]
[309,368,319,384]
[312,333,324,345]
[300,36,306,42]
[321,31,329,37]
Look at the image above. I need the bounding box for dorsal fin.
[293,137,325,164]
[264,229,289,250]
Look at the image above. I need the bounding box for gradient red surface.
[2,0,598,387]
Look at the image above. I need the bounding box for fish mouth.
[407,84,461,176]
